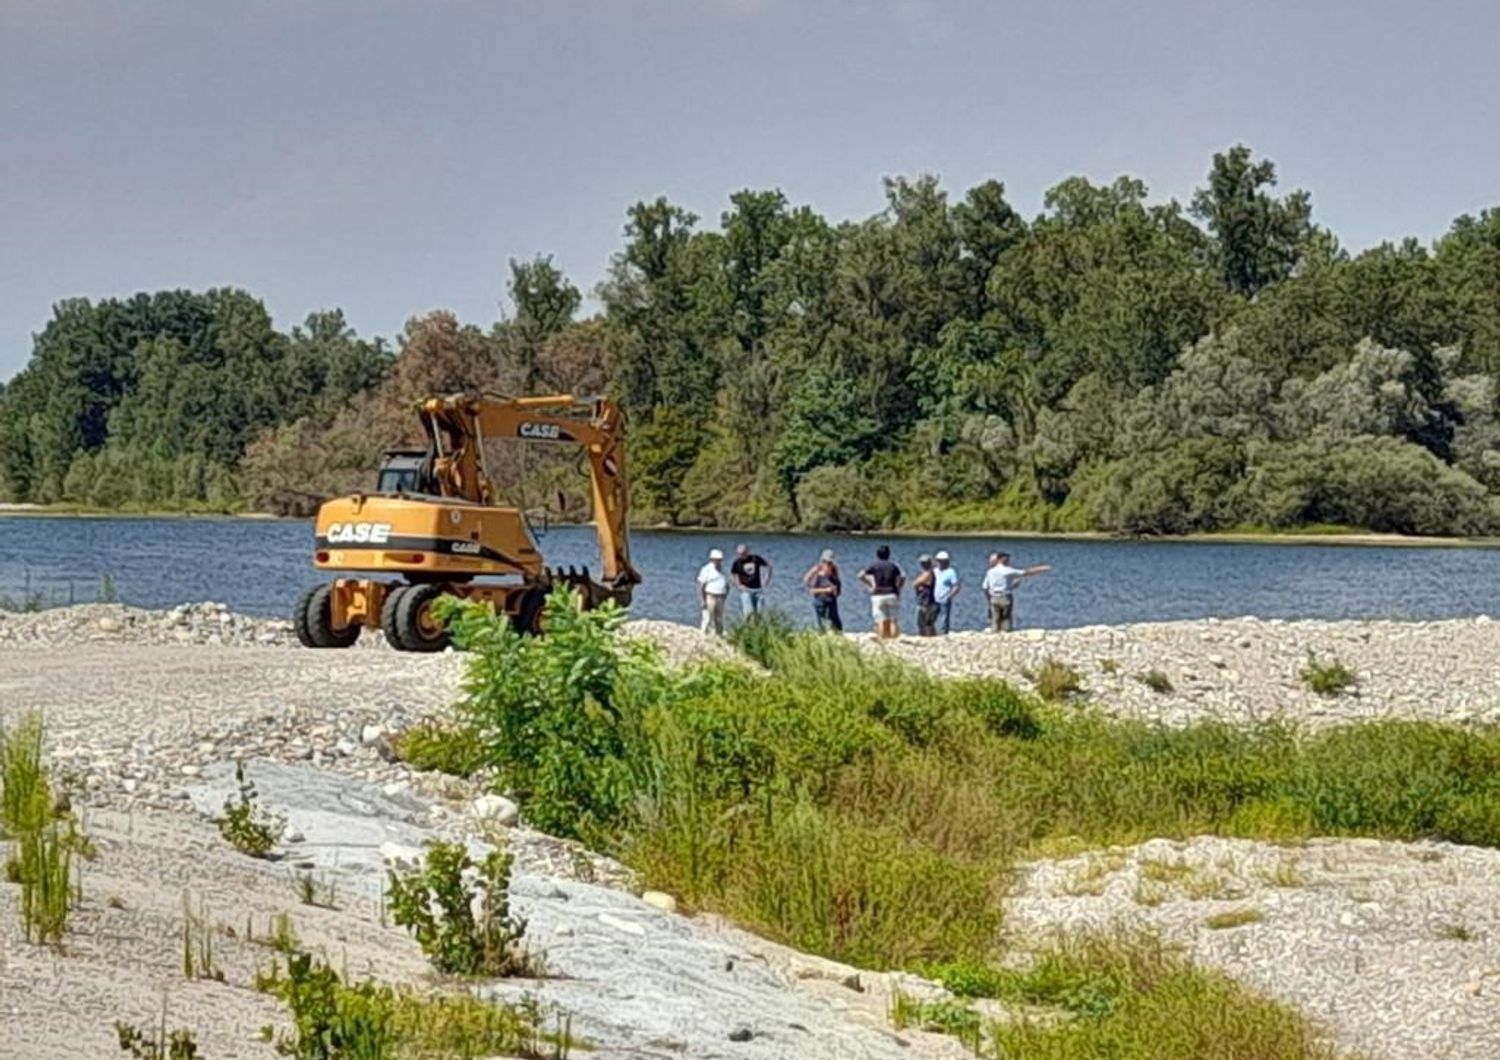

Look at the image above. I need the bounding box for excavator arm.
[421,393,639,589]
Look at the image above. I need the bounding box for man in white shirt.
[697,548,730,636]
[981,551,1052,632]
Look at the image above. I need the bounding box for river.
[1,516,1498,631]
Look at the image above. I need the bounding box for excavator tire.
[295,584,359,649]
[391,583,450,653]
[514,587,547,635]
[380,584,409,649]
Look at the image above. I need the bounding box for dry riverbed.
[4,603,1500,1058]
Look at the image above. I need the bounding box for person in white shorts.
[697,548,730,636]
[858,545,905,638]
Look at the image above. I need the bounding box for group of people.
[695,543,1051,637]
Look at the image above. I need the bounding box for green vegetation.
[256,949,570,1060]
[215,760,285,858]
[388,722,484,779]
[116,1016,199,1060]
[386,840,533,977]
[726,608,799,668]
[1300,653,1358,696]
[1,712,85,945]
[1029,657,1086,702]
[6,147,1500,536]
[1135,669,1175,694]
[440,591,1500,981]
[985,936,1344,1060]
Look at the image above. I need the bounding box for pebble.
[470,794,520,827]
[641,890,678,914]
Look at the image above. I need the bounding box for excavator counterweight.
[293,393,639,651]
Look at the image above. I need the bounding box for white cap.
[819,548,835,561]
[708,548,724,560]
[934,550,951,561]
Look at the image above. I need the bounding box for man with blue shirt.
[931,550,961,635]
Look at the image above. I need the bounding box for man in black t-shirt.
[858,544,905,639]
[731,543,773,617]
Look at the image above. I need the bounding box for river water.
[2,516,1498,631]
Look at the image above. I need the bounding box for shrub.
[386,840,532,977]
[1299,652,1356,696]
[216,761,285,858]
[440,591,667,844]
[389,722,484,778]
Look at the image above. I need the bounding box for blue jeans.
[740,589,764,616]
[936,599,954,634]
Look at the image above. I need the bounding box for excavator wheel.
[294,584,360,649]
[389,583,451,653]
[514,588,547,636]
[380,584,410,649]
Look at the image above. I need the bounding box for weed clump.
[1299,652,1356,696]
[389,722,484,778]
[216,761,285,858]
[116,1020,198,1060]
[1135,669,1174,694]
[727,608,797,668]
[1030,657,1085,701]
[386,840,533,977]
[256,949,569,1060]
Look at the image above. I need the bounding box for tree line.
[3,145,1499,535]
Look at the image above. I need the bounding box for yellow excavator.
[293,393,639,651]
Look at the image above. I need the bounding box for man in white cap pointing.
[697,548,730,636]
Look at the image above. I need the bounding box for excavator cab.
[295,393,638,652]
[374,449,437,496]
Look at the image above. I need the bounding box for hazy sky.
[4,0,1498,378]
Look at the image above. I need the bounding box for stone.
[361,724,386,745]
[379,842,425,866]
[97,616,122,633]
[471,794,520,827]
[597,912,647,936]
[180,764,200,777]
[728,1026,755,1042]
[641,890,678,914]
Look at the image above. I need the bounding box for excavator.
[293,393,639,651]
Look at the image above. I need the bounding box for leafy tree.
[1191,145,1315,297]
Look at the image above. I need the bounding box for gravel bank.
[864,615,1500,728]
[1007,835,1500,1060]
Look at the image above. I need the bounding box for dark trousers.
[813,595,843,632]
[936,599,954,634]
[916,601,938,636]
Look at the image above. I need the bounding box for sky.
[3,0,1499,379]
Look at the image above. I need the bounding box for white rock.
[598,912,647,936]
[471,794,520,827]
[379,842,425,866]
[641,890,678,914]
[361,724,386,745]
[97,617,122,633]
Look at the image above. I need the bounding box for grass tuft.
[1299,652,1357,696]
[1029,657,1085,702]
[1134,669,1174,694]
